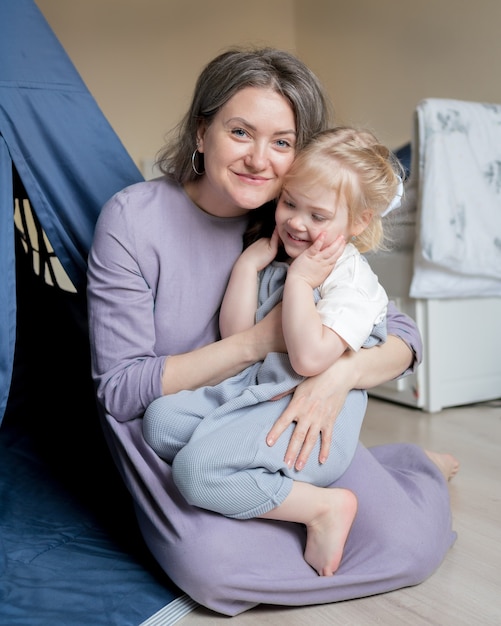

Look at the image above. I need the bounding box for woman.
[87,47,458,616]
[142,126,404,578]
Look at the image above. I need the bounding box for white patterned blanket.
[409,98,501,298]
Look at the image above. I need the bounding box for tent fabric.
[0,136,16,430]
[0,1,184,623]
[0,418,179,626]
[0,0,143,423]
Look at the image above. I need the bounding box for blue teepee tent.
[0,2,184,623]
[0,0,143,423]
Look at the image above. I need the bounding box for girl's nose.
[288,215,305,230]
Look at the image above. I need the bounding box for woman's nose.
[244,144,268,170]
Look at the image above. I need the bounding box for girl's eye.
[312,214,326,222]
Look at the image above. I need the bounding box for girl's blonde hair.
[283,126,403,253]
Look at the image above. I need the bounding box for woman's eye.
[232,128,248,138]
[276,139,292,149]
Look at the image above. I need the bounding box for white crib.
[367,250,501,412]
[366,98,501,413]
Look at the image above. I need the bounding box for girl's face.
[193,87,297,217]
[275,179,362,259]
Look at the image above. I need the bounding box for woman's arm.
[162,304,285,394]
[87,189,285,422]
[267,301,421,470]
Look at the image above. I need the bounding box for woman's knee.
[165,527,256,616]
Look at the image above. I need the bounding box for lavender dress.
[87,178,456,616]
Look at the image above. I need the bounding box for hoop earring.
[191,149,204,176]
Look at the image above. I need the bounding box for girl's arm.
[282,233,347,376]
[219,255,261,337]
[282,273,348,376]
[220,231,280,338]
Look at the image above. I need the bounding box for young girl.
[143,126,404,577]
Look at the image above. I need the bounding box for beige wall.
[36,0,501,169]
[298,0,501,148]
[35,0,297,172]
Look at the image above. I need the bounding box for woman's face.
[194,86,297,217]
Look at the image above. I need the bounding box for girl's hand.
[288,233,345,288]
[266,353,354,470]
[241,228,281,271]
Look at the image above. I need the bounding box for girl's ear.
[351,209,373,237]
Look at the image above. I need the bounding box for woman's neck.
[184,179,249,219]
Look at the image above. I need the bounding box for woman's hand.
[265,335,414,470]
[266,355,355,470]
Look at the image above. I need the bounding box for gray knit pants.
[143,351,367,519]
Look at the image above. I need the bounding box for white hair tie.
[382,176,403,216]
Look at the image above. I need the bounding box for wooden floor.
[178,397,501,626]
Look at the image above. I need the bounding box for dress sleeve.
[87,192,165,422]
[386,300,423,376]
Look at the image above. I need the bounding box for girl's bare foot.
[304,488,358,576]
[425,450,460,481]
